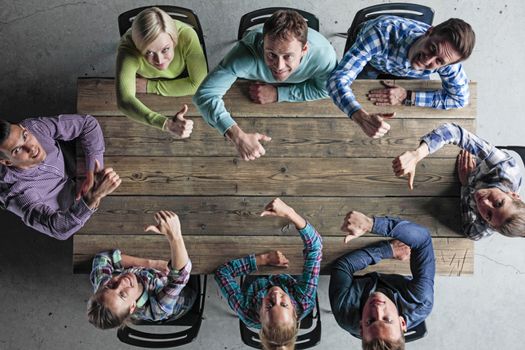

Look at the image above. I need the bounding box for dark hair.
[0,120,11,159]
[432,18,476,61]
[87,290,131,330]
[263,10,308,46]
[362,337,405,350]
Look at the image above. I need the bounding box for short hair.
[131,7,179,53]
[259,312,298,350]
[263,10,308,46]
[0,120,12,159]
[87,290,131,330]
[362,337,405,350]
[431,18,476,61]
[497,198,525,237]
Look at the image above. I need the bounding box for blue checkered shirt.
[327,15,470,118]
[421,123,523,240]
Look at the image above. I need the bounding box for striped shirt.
[90,249,195,321]
[327,15,469,118]
[421,123,523,240]
[214,222,322,329]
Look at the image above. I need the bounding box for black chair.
[117,275,207,348]
[238,7,319,40]
[118,5,208,69]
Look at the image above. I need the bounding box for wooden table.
[73,78,476,276]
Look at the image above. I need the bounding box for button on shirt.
[421,123,523,240]
[0,115,104,239]
[327,15,469,118]
[329,217,435,337]
[214,222,322,329]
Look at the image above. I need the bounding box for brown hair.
[362,337,405,350]
[263,10,308,46]
[0,120,11,159]
[431,18,476,61]
[498,198,525,237]
[87,290,131,330]
[259,311,299,350]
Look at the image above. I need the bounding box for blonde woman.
[116,7,207,137]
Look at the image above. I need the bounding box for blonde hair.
[131,7,178,53]
[259,312,298,350]
[498,198,525,237]
[87,289,131,330]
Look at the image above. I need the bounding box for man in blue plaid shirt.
[328,16,475,138]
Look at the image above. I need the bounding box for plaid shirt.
[327,15,469,118]
[214,222,322,329]
[421,123,523,240]
[90,250,194,321]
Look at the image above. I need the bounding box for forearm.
[167,236,190,271]
[120,254,153,268]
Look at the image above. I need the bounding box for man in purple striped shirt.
[0,115,120,239]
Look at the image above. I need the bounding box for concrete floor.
[1,1,525,349]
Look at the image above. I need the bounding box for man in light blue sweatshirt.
[193,10,337,161]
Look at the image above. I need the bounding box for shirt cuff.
[218,118,237,136]
[168,259,192,281]
[112,249,123,269]
[85,154,104,173]
[72,197,97,222]
[248,254,258,271]
[348,104,363,119]
[277,86,291,102]
[376,241,394,260]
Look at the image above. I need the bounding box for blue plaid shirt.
[327,15,469,118]
[214,222,322,329]
[90,250,195,321]
[421,123,523,240]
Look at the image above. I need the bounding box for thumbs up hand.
[166,104,194,138]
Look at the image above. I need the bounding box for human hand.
[392,151,419,190]
[165,104,194,138]
[83,160,121,208]
[352,109,394,138]
[457,150,476,186]
[227,125,271,161]
[148,259,170,274]
[367,81,408,106]
[248,83,278,104]
[340,211,373,243]
[257,250,289,267]
[260,198,295,219]
[390,240,411,261]
[76,169,94,201]
[136,76,148,93]
[144,210,182,241]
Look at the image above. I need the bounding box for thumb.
[176,104,188,120]
[344,234,356,244]
[258,134,272,142]
[380,80,396,88]
[144,225,161,234]
[408,171,415,190]
[260,210,275,217]
[380,112,396,119]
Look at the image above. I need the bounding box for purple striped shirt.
[0,115,104,239]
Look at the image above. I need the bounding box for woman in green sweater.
[116,7,207,137]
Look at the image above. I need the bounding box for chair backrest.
[117,275,207,348]
[118,5,208,69]
[238,7,319,40]
[344,3,434,53]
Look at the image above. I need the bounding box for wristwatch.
[404,90,414,106]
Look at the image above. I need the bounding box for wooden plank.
[78,196,462,238]
[77,78,477,119]
[77,157,460,197]
[73,235,473,276]
[83,116,475,158]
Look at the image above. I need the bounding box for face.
[260,286,295,327]
[101,272,143,315]
[360,292,406,342]
[474,188,519,228]
[143,32,175,70]
[0,124,46,169]
[408,30,462,71]
[263,35,308,81]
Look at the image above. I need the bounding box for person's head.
[262,10,309,81]
[474,188,525,237]
[360,292,406,349]
[0,120,46,169]
[408,18,475,71]
[259,286,298,349]
[87,272,143,329]
[131,7,178,70]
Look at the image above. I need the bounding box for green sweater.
[116,20,207,130]
[193,28,337,135]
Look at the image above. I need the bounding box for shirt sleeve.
[90,249,122,292]
[6,191,95,240]
[116,48,168,130]
[214,254,257,322]
[327,24,386,118]
[193,42,254,135]
[414,64,469,109]
[151,259,193,316]
[294,222,323,308]
[31,115,105,172]
[147,27,208,96]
